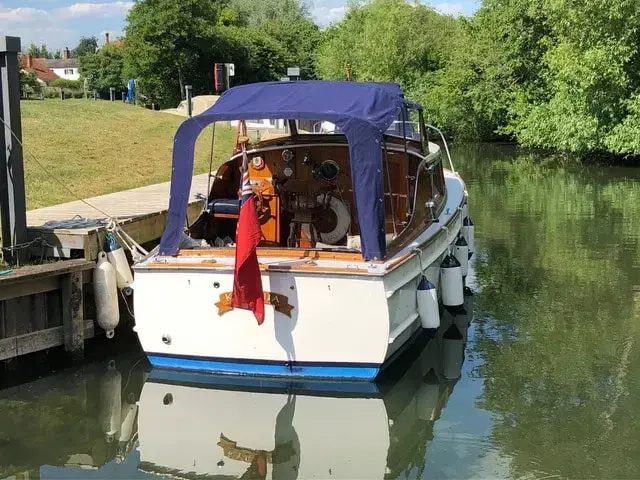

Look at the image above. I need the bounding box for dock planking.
[26,173,210,260]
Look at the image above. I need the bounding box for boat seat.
[207,199,240,218]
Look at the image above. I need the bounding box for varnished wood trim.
[145,261,372,275]
[384,251,415,272]
[213,213,239,219]
[177,248,364,261]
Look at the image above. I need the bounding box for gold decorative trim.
[215,292,294,317]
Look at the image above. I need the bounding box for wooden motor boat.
[131,80,472,381]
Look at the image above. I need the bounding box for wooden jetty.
[0,259,95,361]
[26,173,210,260]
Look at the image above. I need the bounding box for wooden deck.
[26,173,210,260]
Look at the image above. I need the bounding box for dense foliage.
[318,0,640,157]
[72,36,99,58]
[80,43,127,97]
[122,0,319,108]
[19,70,41,96]
[26,43,61,59]
[49,79,82,90]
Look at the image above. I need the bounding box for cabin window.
[385,150,445,257]
[299,120,341,134]
[385,107,421,141]
[385,120,420,141]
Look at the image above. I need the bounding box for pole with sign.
[287,67,300,81]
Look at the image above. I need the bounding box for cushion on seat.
[207,198,240,215]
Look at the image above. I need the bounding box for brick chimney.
[25,54,33,69]
[63,47,70,60]
[105,32,110,44]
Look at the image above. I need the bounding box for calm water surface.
[2,144,640,479]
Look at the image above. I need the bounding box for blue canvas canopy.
[159,80,422,260]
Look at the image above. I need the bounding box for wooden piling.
[62,270,84,359]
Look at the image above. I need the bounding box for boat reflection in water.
[134,294,473,479]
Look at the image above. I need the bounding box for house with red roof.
[21,54,60,84]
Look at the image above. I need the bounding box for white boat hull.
[131,172,467,380]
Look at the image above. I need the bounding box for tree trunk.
[178,66,185,101]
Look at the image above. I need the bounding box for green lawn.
[21,99,236,209]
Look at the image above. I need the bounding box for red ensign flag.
[231,129,265,324]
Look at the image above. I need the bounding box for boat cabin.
[188,121,446,261]
[159,81,448,262]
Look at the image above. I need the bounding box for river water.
[2,144,640,479]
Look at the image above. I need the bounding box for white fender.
[417,277,439,329]
[440,254,463,307]
[94,252,119,338]
[462,217,475,257]
[105,235,134,290]
[453,236,469,277]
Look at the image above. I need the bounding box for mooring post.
[185,85,193,117]
[0,36,28,266]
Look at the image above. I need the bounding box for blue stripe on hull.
[148,369,382,397]
[147,355,380,381]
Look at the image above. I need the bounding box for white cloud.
[431,2,466,16]
[312,5,346,26]
[59,2,133,19]
[0,2,132,50]
[312,0,347,27]
[0,6,48,23]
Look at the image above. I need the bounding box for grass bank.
[21,99,236,209]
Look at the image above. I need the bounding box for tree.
[73,36,99,57]
[426,0,640,153]
[124,0,228,107]
[229,0,312,26]
[260,16,320,79]
[317,0,462,124]
[27,43,53,59]
[218,26,290,84]
[81,43,126,97]
[19,70,41,96]
[501,0,640,154]
[225,0,320,79]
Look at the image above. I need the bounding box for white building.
[44,48,80,81]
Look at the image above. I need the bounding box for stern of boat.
[131,258,391,380]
